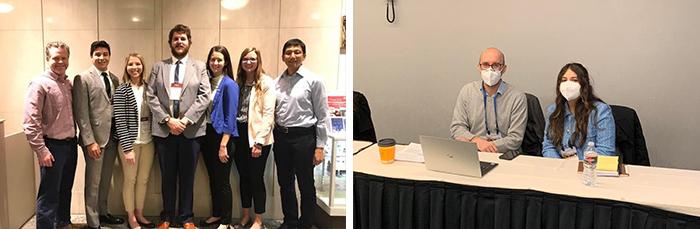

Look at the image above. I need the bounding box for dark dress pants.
[273,126,317,229]
[36,137,77,229]
[154,134,199,224]
[201,124,235,224]
[234,122,271,214]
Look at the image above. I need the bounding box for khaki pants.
[117,142,155,212]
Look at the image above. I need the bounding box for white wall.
[354,0,700,170]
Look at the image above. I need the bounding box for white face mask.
[559,81,581,101]
[480,68,502,86]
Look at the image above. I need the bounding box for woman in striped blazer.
[233,47,276,229]
[113,53,155,229]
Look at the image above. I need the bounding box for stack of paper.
[596,155,620,177]
[395,142,425,163]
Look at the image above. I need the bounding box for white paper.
[395,142,425,163]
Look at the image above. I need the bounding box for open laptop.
[419,135,498,177]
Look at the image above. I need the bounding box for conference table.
[353,141,700,229]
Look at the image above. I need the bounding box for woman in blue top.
[542,63,615,159]
[200,45,239,229]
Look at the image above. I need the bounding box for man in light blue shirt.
[273,38,329,229]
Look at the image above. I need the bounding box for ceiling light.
[221,0,248,10]
[131,17,141,22]
[0,3,14,13]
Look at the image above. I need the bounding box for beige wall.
[354,0,700,170]
[0,0,343,219]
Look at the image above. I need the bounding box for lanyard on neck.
[481,88,500,136]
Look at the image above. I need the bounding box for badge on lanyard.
[561,146,577,158]
[169,82,183,100]
[482,89,502,141]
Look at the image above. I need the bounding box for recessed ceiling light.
[132,17,141,22]
[221,0,248,10]
[0,3,14,14]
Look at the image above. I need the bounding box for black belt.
[274,124,314,134]
[44,136,76,142]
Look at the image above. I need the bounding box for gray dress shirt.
[275,66,329,148]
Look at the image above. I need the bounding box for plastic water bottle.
[583,142,598,186]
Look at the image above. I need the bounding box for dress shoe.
[156,221,170,229]
[100,214,125,224]
[198,218,221,227]
[183,222,197,229]
[137,219,156,228]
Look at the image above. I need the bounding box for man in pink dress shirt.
[23,41,78,229]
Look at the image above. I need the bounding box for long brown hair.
[121,53,146,86]
[547,63,603,148]
[236,47,266,95]
[206,45,234,80]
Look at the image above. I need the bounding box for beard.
[171,45,190,59]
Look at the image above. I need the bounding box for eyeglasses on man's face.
[479,62,505,70]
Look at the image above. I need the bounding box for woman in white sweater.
[233,47,276,229]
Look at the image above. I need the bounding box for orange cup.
[378,138,396,164]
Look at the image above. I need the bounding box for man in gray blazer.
[72,40,125,228]
[146,24,210,229]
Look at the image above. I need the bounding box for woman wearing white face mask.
[542,63,616,159]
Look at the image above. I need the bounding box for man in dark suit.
[146,24,210,229]
[72,40,124,228]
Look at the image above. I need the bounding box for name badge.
[140,117,150,122]
[169,82,183,100]
[561,146,577,158]
[485,132,502,141]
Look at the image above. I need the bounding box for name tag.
[140,117,150,122]
[169,82,183,100]
[485,132,502,141]
[561,146,577,158]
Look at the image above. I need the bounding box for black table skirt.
[354,172,700,229]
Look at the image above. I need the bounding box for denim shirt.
[542,101,616,159]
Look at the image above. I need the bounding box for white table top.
[353,142,700,217]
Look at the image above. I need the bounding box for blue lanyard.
[481,89,500,136]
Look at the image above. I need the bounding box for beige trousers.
[117,142,155,212]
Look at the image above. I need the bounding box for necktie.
[173,60,181,118]
[101,72,111,99]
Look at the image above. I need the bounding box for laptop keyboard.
[480,161,497,175]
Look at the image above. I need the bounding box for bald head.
[479,47,505,65]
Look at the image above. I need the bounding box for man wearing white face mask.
[450,47,528,153]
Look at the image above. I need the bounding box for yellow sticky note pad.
[597,156,619,172]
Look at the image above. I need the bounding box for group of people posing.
[23,24,329,229]
[450,47,616,159]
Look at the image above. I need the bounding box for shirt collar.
[91,65,110,77]
[172,55,189,64]
[45,70,67,81]
[563,102,574,116]
[479,81,508,96]
[282,65,308,78]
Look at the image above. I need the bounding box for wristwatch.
[254,143,263,148]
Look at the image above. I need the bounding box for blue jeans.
[36,137,77,229]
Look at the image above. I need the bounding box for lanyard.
[481,90,500,136]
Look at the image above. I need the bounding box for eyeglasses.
[242,58,257,63]
[479,62,504,70]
